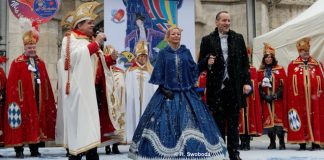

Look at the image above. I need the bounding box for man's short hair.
[216,11,229,20]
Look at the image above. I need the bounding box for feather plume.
[19,17,33,34]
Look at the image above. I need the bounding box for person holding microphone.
[56,2,106,160]
[198,11,251,160]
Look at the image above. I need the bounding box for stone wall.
[7,11,60,96]
[196,0,248,55]
[194,0,313,54]
[6,0,80,96]
[267,2,310,30]
[5,0,314,97]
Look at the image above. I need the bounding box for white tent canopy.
[253,0,324,71]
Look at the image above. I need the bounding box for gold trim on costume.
[293,74,298,96]
[246,100,250,134]
[30,71,35,92]
[303,65,314,142]
[128,66,139,72]
[271,73,276,125]
[15,56,26,63]
[316,76,322,97]
[251,80,255,100]
[71,31,89,40]
[91,54,99,82]
[293,57,318,66]
[267,77,275,127]
[45,79,49,100]
[119,87,124,107]
[239,108,245,134]
[65,33,71,95]
[68,141,101,156]
[61,2,102,29]
[18,80,23,101]
[39,77,42,116]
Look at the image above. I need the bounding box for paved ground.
[0,135,323,159]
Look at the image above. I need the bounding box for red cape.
[286,56,324,144]
[257,65,288,131]
[197,71,207,103]
[0,68,7,144]
[4,54,56,146]
[239,66,263,136]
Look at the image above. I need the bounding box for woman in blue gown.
[128,26,228,160]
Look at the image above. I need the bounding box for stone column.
[0,0,7,71]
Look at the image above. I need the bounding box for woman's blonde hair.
[164,26,183,42]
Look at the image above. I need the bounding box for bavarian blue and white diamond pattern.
[8,102,22,129]
[288,109,301,131]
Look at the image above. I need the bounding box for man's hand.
[95,32,106,44]
[159,86,174,100]
[208,55,216,65]
[264,95,274,104]
[243,84,252,94]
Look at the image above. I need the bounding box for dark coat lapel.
[210,31,225,64]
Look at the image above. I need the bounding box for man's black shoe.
[229,154,242,160]
[299,143,306,150]
[267,143,276,149]
[239,143,245,150]
[68,155,82,160]
[15,152,24,159]
[30,151,41,157]
[245,143,250,150]
[112,144,121,154]
[105,145,111,154]
[279,143,286,150]
[311,143,321,150]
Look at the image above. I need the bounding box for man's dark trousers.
[210,79,240,159]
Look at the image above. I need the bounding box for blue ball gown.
[128,45,228,160]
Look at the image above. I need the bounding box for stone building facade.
[1,0,316,96]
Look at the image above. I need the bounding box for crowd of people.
[0,1,323,160]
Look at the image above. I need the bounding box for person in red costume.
[287,37,324,150]
[197,71,207,103]
[258,43,287,150]
[239,48,263,150]
[4,17,56,158]
[0,56,7,153]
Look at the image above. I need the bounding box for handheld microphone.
[208,55,216,70]
[96,31,106,42]
[208,64,212,70]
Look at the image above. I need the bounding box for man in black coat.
[198,11,251,160]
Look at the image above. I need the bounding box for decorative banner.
[8,0,60,23]
[142,0,179,32]
[105,0,195,70]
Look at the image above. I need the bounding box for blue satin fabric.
[129,45,228,159]
[149,45,198,91]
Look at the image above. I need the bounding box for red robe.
[287,56,324,145]
[94,53,117,144]
[0,67,7,144]
[239,66,263,136]
[4,54,56,146]
[197,71,207,103]
[258,65,288,131]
